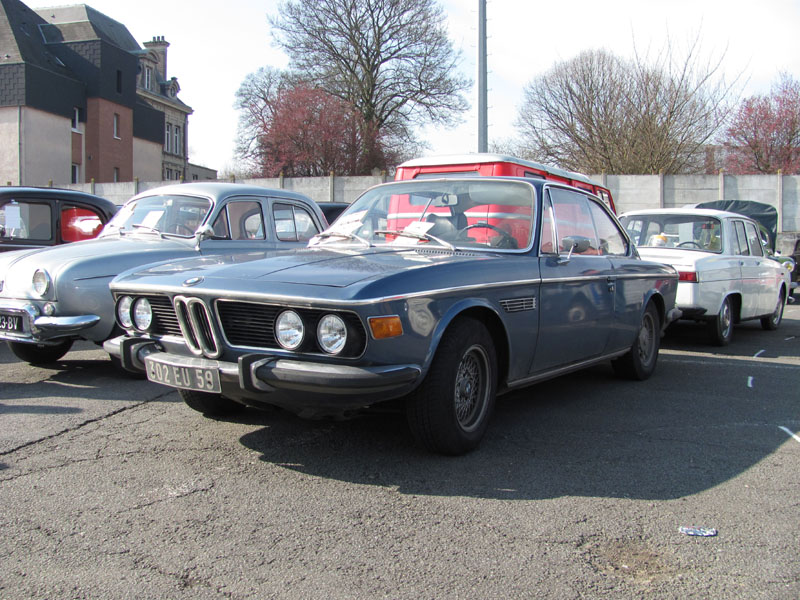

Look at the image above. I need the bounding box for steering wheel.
[457,223,517,249]
[677,241,703,249]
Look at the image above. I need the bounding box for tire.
[707,296,733,346]
[760,289,785,331]
[178,388,243,417]
[612,302,660,380]
[406,317,497,455]
[8,339,74,365]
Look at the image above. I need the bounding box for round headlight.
[32,269,51,296]
[275,310,304,350]
[132,297,153,330]
[117,296,133,328]
[317,314,347,354]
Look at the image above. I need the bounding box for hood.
[113,246,501,297]
[0,235,195,298]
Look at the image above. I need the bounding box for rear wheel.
[8,339,74,364]
[406,317,497,455]
[612,302,660,380]
[707,296,733,346]
[760,289,785,330]
[178,389,243,417]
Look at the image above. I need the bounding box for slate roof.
[0,0,77,77]
[35,4,140,51]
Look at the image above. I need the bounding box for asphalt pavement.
[1,305,799,598]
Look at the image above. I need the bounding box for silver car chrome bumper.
[0,299,99,342]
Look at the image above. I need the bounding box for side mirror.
[195,224,214,241]
[557,235,591,264]
[194,224,214,251]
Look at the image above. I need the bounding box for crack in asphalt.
[0,390,175,458]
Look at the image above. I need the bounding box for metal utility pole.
[477,0,487,152]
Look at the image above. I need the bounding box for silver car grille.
[173,296,222,358]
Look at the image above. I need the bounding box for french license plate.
[145,356,221,393]
[0,312,23,333]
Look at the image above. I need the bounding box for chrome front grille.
[173,296,221,358]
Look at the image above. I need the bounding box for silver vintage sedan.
[107,177,681,454]
[0,182,330,364]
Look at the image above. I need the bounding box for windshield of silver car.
[101,195,212,237]
[311,179,534,251]
[620,214,723,253]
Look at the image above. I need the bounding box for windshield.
[102,194,212,237]
[620,213,723,253]
[311,179,534,251]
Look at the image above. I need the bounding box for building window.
[116,70,122,94]
[174,126,181,156]
[113,167,120,182]
[71,164,80,184]
[71,107,80,130]
[144,66,152,90]
[165,168,172,180]
[165,124,171,153]
[113,114,120,139]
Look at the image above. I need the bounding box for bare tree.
[517,41,738,175]
[269,0,469,169]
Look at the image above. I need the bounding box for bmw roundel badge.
[183,276,204,287]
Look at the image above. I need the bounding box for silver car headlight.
[276,310,304,350]
[32,269,51,296]
[317,314,347,354]
[132,298,153,331]
[117,296,133,328]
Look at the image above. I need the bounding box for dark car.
[107,177,680,455]
[0,187,118,252]
[0,182,329,365]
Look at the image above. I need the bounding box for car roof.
[620,207,751,221]
[0,186,117,216]
[130,182,316,205]
[397,153,597,186]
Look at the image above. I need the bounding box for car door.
[742,220,775,314]
[731,219,759,318]
[531,187,615,374]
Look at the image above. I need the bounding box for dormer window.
[144,66,152,90]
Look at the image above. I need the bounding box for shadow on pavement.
[238,311,800,501]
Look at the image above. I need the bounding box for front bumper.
[105,335,422,412]
[0,299,99,343]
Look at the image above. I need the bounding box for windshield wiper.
[131,224,165,238]
[313,230,372,247]
[374,229,455,251]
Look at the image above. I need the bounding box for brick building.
[0,0,212,185]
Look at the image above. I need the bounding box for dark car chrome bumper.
[106,335,422,411]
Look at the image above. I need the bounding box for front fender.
[420,297,508,377]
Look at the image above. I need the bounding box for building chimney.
[143,36,169,81]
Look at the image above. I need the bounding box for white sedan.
[620,208,790,345]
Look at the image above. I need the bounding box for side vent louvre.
[500,297,536,313]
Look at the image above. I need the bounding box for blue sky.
[26,0,800,173]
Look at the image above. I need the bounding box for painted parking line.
[747,376,754,388]
[754,349,765,358]
[778,426,800,444]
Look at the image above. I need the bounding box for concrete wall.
[33,171,800,253]
[19,107,71,186]
[0,107,21,185]
[132,137,163,183]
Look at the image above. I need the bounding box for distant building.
[0,0,215,185]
